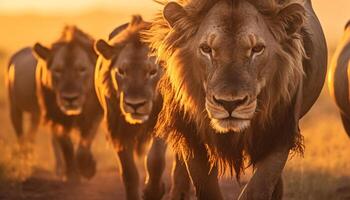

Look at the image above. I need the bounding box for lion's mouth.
[59,105,83,116]
[58,100,83,116]
[121,98,153,124]
[206,99,256,133]
[210,117,251,134]
[221,116,251,121]
[124,112,150,124]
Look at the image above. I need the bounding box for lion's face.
[160,0,305,133]
[113,45,161,124]
[34,43,96,115]
[96,40,161,124]
[194,1,278,133]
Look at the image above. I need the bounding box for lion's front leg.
[170,154,191,200]
[238,147,289,200]
[52,125,79,182]
[52,126,65,178]
[143,138,167,200]
[185,144,223,200]
[117,145,141,200]
[76,119,100,180]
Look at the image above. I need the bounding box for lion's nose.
[125,98,147,111]
[213,95,249,114]
[62,93,80,104]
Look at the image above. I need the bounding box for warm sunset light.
[0,1,349,199]
[0,0,156,14]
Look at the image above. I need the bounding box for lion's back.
[328,28,350,115]
[7,47,39,113]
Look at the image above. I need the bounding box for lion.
[7,26,103,181]
[94,15,166,200]
[328,20,350,138]
[145,0,327,199]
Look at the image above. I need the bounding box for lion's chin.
[60,107,83,116]
[124,113,150,125]
[210,118,251,134]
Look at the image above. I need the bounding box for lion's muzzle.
[58,92,84,115]
[206,94,257,133]
[120,94,153,124]
[212,95,249,114]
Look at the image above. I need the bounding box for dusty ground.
[1,91,350,200]
[0,5,350,200]
[0,168,243,200]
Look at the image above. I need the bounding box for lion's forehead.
[199,1,265,39]
[119,43,149,60]
[50,45,93,69]
[114,45,156,70]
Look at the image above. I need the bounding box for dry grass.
[284,89,350,199]
[0,10,349,199]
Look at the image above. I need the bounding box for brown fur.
[8,26,103,181]
[7,48,40,143]
[95,16,162,151]
[145,5,327,199]
[145,1,327,198]
[36,26,99,125]
[95,16,166,200]
[328,24,350,138]
[146,0,327,199]
[37,26,103,181]
[146,0,307,178]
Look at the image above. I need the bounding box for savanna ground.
[0,5,350,200]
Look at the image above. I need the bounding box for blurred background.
[0,0,349,199]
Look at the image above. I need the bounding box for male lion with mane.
[94,16,166,200]
[145,0,327,199]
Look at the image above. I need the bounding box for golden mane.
[146,0,305,129]
[145,0,306,177]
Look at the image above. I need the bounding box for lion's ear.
[130,15,144,26]
[33,43,51,60]
[345,20,350,30]
[95,39,115,60]
[276,3,305,35]
[163,2,187,28]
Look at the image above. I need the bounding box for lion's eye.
[251,45,265,56]
[199,44,212,55]
[117,68,126,77]
[149,69,158,78]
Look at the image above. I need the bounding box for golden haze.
[0,0,349,199]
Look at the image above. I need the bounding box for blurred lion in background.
[329,21,350,138]
[7,26,103,181]
[94,15,166,200]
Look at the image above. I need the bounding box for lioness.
[94,16,165,200]
[146,0,327,199]
[7,26,103,181]
[329,21,350,137]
